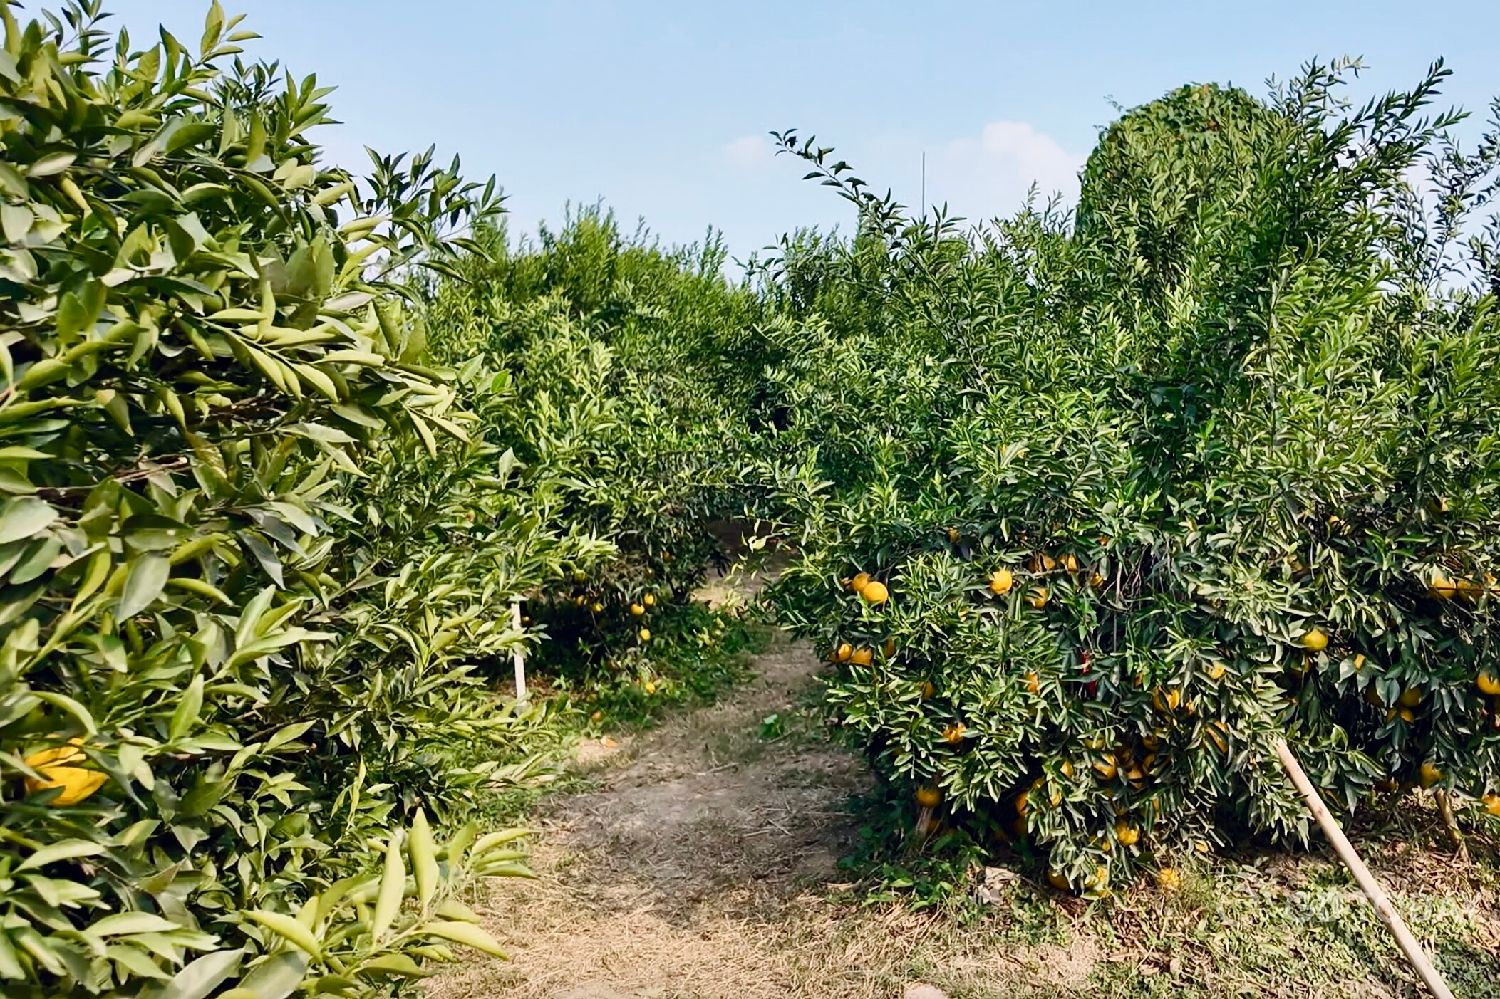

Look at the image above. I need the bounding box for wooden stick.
[510,596,527,704]
[1273,738,1455,999]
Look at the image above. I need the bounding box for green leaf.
[235,951,308,999]
[17,839,107,871]
[0,496,57,544]
[118,553,170,619]
[170,674,204,740]
[409,808,439,911]
[370,829,405,942]
[243,911,320,959]
[90,912,182,937]
[421,920,508,959]
[158,948,243,999]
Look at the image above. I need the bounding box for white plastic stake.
[510,595,527,704]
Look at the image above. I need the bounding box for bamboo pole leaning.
[1273,738,1456,999]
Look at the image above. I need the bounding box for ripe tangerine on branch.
[860,580,889,605]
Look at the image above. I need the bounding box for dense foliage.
[764,62,1500,891]
[0,3,756,996]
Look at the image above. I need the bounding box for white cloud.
[721,134,775,170]
[924,120,1084,220]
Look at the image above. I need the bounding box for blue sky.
[102,1,1500,262]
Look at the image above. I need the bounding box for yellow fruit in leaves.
[860,580,889,605]
[1352,653,1366,672]
[1028,553,1058,573]
[915,785,942,808]
[1059,759,1075,778]
[851,572,871,593]
[630,603,645,617]
[988,568,1014,595]
[1153,687,1184,713]
[947,527,960,543]
[919,680,936,700]
[644,680,657,695]
[1025,586,1050,609]
[1088,571,1106,589]
[1061,554,1080,573]
[850,646,873,666]
[1207,661,1227,681]
[1429,573,1458,599]
[24,740,105,806]
[1397,688,1422,709]
[1419,761,1443,788]
[638,628,651,642]
[590,602,604,613]
[1483,794,1500,818]
[882,639,897,658]
[1205,721,1229,754]
[643,593,656,607]
[1025,672,1041,695]
[1114,821,1140,847]
[1300,628,1328,652]
[1478,672,1500,696]
[1093,757,1118,781]
[943,722,966,744]
[1398,707,1416,724]
[835,642,853,663]
[1156,867,1182,891]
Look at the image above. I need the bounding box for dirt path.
[424,563,1084,999]
[425,563,878,998]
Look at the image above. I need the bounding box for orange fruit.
[1397,688,1422,709]
[644,680,657,694]
[1061,554,1080,573]
[1114,821,1140,847]
[1025,586,1050,609]
[1025,672,1040,696]
[1088,571,1105,589]
[1207,661,1227,681]
[638,628,651,642]
[860,581,889,605]
[835,642,853,662]
[1299,628,1328,652]
[1398,707,1416,724]
[629,603,645,617]
[947,527,960,543]
[1419,761,1443,788]
[882,638,897,658]
[851,572,871,593]
[23,740,105,806]
[1483,794,1500,817]
[1352,653,1366,672]
[919,680,936,700]
[988,568,1014,595]
[590,602,604,613]
[1092,757,1117,781]
[1478,672,1500,696]
[942,722,966,744]
[643,593,656,607]
[915,785,941,809]
[850,647,873,666]
[1429,573,1458,599]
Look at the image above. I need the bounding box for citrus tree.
[0,3,554,993]
[765,61,1500,891]
[425,212,763,676]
